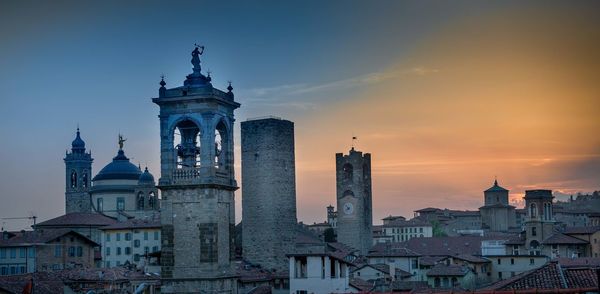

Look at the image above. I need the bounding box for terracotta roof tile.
[36,213,117,227]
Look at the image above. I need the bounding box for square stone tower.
[64,128,93,214]
[152,46,240,293]
[523,189,555,255]
[241,117,297,271]
[335,148,373,255]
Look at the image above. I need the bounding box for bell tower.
[153,46,240,293]
[335,147,373,255]
[64,128,93,214]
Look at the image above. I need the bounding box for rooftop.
[36,212,117,227]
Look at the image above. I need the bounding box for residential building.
[0,229,98,275]
[99,218,161,268]
[381,218,433,242]
[563,226,600,257]
[288,245,355,294]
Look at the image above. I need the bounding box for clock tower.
[335,147,373,255]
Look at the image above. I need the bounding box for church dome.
[92,149,142,181]
[138,167,155,184]
[71,128,86,150]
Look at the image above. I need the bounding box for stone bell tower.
[64,128,93,214]
[335,147,373,255]
[153,46,240,293]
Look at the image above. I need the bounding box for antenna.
[351,135,358,150]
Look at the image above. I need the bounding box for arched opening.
[530,203,537,218]
[543,202,552,220]
[82,172,88,188]
[148,191,156,209]
[343,163,353,181]
[214,120,228,170]
[173,120,201,169]
[137,192,145,210]
[529,240,540,255]
[70,171,77,188]
[343,190,354,198]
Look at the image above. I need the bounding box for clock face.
[343,202,354,215]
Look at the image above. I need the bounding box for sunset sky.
[1,1,598,230]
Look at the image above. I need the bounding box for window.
[330,259,337,278]
[105,261,110,267]
[116,261,121,266]
[134,254,140,262]
[530,203,537,218]
[54,245,62,257]
[412,258,418,269]
[530,258,535,265]
[144,232,148,241]
[419,227,423,233]
[105,233,110,242]
[497,258,501,265]
[154,231,159,240]
[152,246,158,252]
[76,246,83,257]
[19,266,25,274]
[511,258,514,265]
[71,171,77,188]
[137,192,145,210]
[82,173,88,188]
[117,247,122,255]
[513,245,519,256]
[19,248,26,258]
[498,272,503,279]
[117,197,125,211]
[149,192,156,209]
[10,248,16,258]
[28,248,34,258]
[1,267,7,275]
[97,198,103,212]
[125,233,132,241]
[68,247,75,257]
[531,227,537,236]
[116,233,121,241]
[125,247,131,255]
[343,163,353,181]
[144,247,149,255]
[106,247,111,256]
[10,267,16,275]
[0,248,5,259]
[134,240,140,248]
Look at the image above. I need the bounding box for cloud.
[242,66,440,103]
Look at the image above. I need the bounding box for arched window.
[148,192,156,209]
[530,203,537,218]
[173,120,201,169]
[343,190,354,198]
[214,120,228,170]
[137,192,145,210]
[82,173,88,188]
[343,163,353,181]
[70,171,77,188]
[543,203,552,220]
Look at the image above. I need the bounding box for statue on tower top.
[118,134,127,150]
[191,44,204,72]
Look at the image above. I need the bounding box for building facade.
[336,148,373,255]
[100,218,161,268]
[154,46,239,293]
[381,218,433,242]
[241,117,297,271]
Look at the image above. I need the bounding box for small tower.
[335,147,373,255]
[153,46,239,293]
[479,179,517,232]
[523,189,555,255]
[133,167,159,218]
[64,128,93,214]
[327,205,337,228]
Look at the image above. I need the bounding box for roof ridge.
[556,262,568,288]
